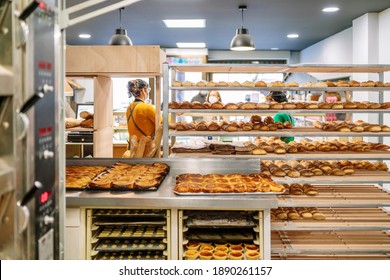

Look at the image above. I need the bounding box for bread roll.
[283,103,296,109]
[172,80,182,87]
[269,103,283,110]
[80,118,93,128]
[242,81,255,87]
[179,101,192,109]
[79,111,93,119]
[210,101,224,109]
[239,102,256,110]
[256,103,270,109]
[206,81,216,87]
[182,81,193,86]
[255,80,267,87]
[224,103,238,110]
[191,101,206,109]
[285,81,299,87]
[217,81,228,87]
[231,81,241,87]
[196,81,206,87]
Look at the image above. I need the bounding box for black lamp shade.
[109,28,133,45]
[230,28,255,51]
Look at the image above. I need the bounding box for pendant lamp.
[109,7,133,45]
[230,5,255,51]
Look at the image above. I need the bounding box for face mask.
[209,96,219,104]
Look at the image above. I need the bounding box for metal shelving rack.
[162,62,390,259]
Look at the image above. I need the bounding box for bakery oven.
[0,0,63,259]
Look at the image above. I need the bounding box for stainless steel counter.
[65,158,278,209]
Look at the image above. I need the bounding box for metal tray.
[174,190,284,196]
[185,228,255,241]
[95,239,167,252]
[93,209,166,218]
[95,225,166,239]
[185,214,256,228]
[95,251,167,260]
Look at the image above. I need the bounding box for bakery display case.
[65,158,276,260]
[160,62,390,260]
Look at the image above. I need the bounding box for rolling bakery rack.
[162,63,390,259]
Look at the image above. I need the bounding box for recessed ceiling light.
[78,34,91,39]
[271,48,279,50]
[322,7,339,12]
[163,19,206,28]
[176,42,206,48]
[287,34,299,38]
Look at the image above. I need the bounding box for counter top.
[65,158,278,209]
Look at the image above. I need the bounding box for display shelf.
[271,207,390,231]
[170,151,390,160]
[169,127,390,137]
[170,109,390,114]
[66,127,95,132]
[272,170,390,185]
[170,86,390,92]
[277,184,390,207]
[271,230,390,254]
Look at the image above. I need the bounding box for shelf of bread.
[271,230,390,254]
[277,184,390,207]
[170,109,390,114]
[169,127,390,137]
[170,151,390,160]
[169,63,390,74]
[170,86,390,92]
[169,100,390,111]
[272,170,390,185]
[271,207,390,231]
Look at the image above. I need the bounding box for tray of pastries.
[96,225,166,239]
[184,241,260,260]
[281,183,319,196]
[171,79,390,89]
[93,209,166,217]
[185,228,255,241]
[66,165,107,190]
[261,160,388,178]
[87,162,170,191]
[169,116,292,132]
[174,173,285,195]
[271,207,326,221]
[96,251,167,260]
[185,212,256,228]
[169,100,390,110]
[95,238,166,252]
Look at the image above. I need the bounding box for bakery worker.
[190,90,208,103]
[267,91,295,143]
[126,79,156,140]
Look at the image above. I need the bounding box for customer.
[126,79,156,140]
[191,90,208,103]
[267,91,295,143]
[206,90,222,104]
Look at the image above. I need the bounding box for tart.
[186,242,200,251]
[199,250,213,260]
[230,245,243,252]
[200,245,214,252]
[184,250,198,260]
[246,251,260,260]
[229,251,243,260]
[214,246,229,253]
[213,251,227,260]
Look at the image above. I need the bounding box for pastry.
[242,80,255,87]
[305,103,318,109]
[269,103,283,110]
[318,102,332,109]
[239,102,256,110]
[343,102,357,109]
[210,101,224,109]
[336,80,350,87]
[191,101,206,109]
[172,80,182,87]
[224,103,238,110]
[270,81,285,87]
[196,81,206,87]
[179,101,192,109]
[283,103,296,109]
[195,121,208,131]
[263,116,275,125]
[231,81,242,87]
[256,103,270,109]
[169,101,180,109]
[217,81,228,87]
[182,81,193,87]
[349,80,360,87]
[255,80,267,87]
[331,103,344,109]
[206,81,216,87]
[285,81,299,87]
[325,81,336,87]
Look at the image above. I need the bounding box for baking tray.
[95,251,167,260]
[93,219,166,227]
[174,190,284,196]
[93,209,166,218]
[95,226,166,239]
[87,172,168,192]
[185,214,256,228]
[185,228,255,241]
[95,239,167,252]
